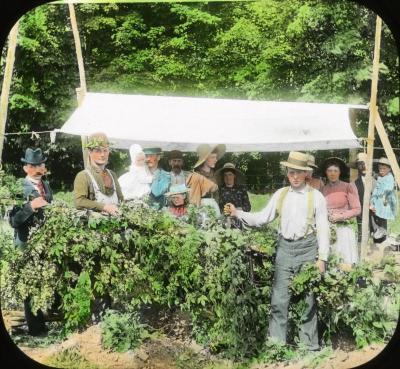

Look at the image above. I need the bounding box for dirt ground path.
[16,324,386,369]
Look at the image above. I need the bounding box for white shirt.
[26,176,44,195]
[236,185,330,261]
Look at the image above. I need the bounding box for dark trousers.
[91,294,112,323]
[371,215,388,243]
[24,297,46,335]
[268,234,319,350]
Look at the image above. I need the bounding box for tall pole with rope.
[0,21,19,166]
[68,3,89,168]
[360,16,382,260]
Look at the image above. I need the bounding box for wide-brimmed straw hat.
[165,184,190,197]
[280,152,312,171]
[193,144,226,168]
[307,154,318,169]
[376,157,391,167]
[214,162,245,186]
[321,157,349,178]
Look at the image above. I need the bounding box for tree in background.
[1,0,398,191]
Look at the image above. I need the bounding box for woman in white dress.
[118,144,153,200]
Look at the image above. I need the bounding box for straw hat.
[348,152,368,169]
[376,157,391,167]
[165,184,190,197]
[356,152,368,163]
[307,154,318,169]
[280,152,313,171]
[215,163,245,186]
[321,157,349,178]
[193,144,226,168]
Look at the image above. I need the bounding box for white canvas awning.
[57,92,366,152]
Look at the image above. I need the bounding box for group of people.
[8,132,398,353]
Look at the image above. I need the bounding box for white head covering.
[129,144,145,169]
[119,143,153,200]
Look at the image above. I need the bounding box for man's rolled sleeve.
[314,192,330,262]
[236,190,279,227]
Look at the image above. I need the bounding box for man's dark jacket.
[9,178,53,246]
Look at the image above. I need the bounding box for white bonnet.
[129,144,144,162]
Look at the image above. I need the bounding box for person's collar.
[289,183,307,193]
[90,163,106,172]
[200,164,211,173]
[149,166,159,174]
[26,176,42,184]
[327,180,340,186]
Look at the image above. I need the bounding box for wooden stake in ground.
[360,16,382,260]
[68,3,89,168]
[0,21,19,165]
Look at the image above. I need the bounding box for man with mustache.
[9,147,53,336]
[168,150,189,186]
[143,147,170,210]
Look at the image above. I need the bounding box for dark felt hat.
[168,150,183,160]
[321,157,349,178]
[21,148,47,165]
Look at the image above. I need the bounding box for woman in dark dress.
[216,163,251,228]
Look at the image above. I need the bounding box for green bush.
[101,309,148,352]
[2,171,399,360]
[290,257,399,348]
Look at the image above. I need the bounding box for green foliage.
[0,170,24,216]
[1,199,277,359]
[2,1,398,192]
[44,347,101,369]
[62,271,93,333]
[12,321,67,348]
[291,256,399,348]
[2,174,399,360]
[256,339,298,363]
[101,309,148,352]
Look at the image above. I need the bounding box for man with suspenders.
[224,151,329,351]
[73,132,124,215]
[73,132,124,322]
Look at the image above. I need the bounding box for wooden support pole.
[360,15,382,260]
[68,3,89,169]
[375,113,400,187]
[0,21,19,165]
[349,109,358,182]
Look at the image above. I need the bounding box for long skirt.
[333,225,358,264]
